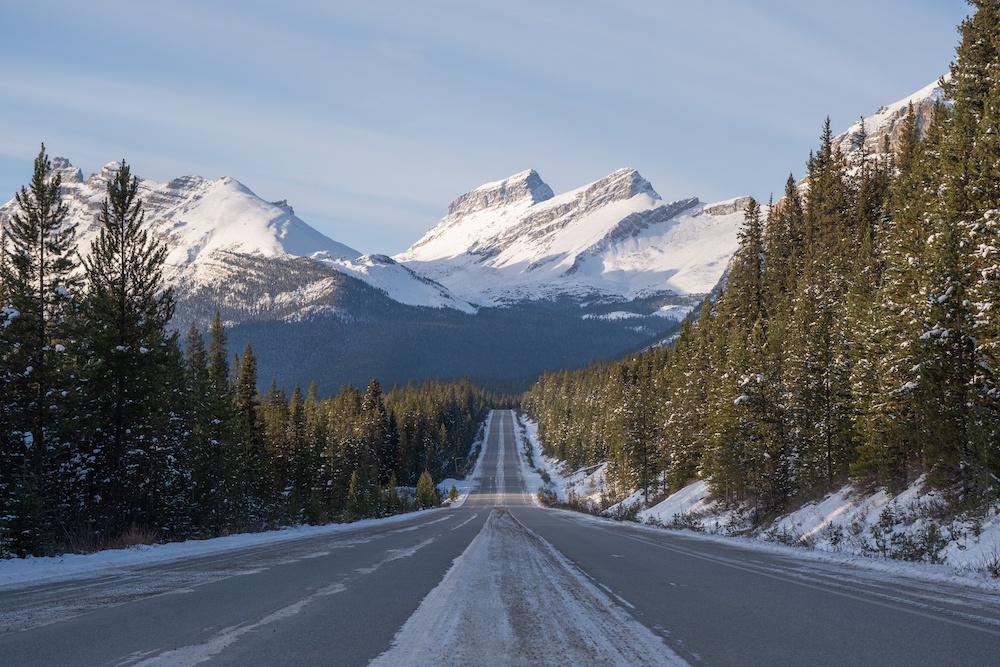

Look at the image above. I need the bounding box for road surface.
[1,410,999,665]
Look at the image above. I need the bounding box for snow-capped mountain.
[2,158,745,389]
[0,76,953,393]
[51,159,359,267]
[396,167,747,307]
[1,160,475,326]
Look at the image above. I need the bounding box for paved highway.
[1,410,998,665]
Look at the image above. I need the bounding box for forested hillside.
[0,152,490,558]
[526,3,1000,522]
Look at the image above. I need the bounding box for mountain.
[2,160,743,392]
[396,168,747,308]
[0,160,473,328]
[52,159,359,265]
[234,167,746,392]
[323,253,477,314]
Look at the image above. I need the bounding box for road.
[2,410,999,665]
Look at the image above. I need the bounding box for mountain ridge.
[396,167,745,307]
[2,78,944,391]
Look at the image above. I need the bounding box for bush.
[537,488,557,506]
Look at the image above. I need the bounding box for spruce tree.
[233,342,269,524]
[787,121,857,493]
[916,1,1000,493]
[361,378,392,484]
[852,107,927,488]
[81,160,180,536]
[183,322,216,530]
[202,312,236,531]
[416,470,438,508]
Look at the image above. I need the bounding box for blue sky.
[0,1,972,254]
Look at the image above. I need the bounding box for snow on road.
[371,507,686,666]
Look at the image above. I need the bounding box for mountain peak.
[446,169,554,218]
[574,167,658,206]
[50,157,84,184]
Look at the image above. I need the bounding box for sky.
[0,1,973,255]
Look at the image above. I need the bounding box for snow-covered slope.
[396,168,746,306]
[1,160,474,324]
[834,78,947,160]
[324,254,477,314]
[51,159,360,269]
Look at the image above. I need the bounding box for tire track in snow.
[371,506,687,666]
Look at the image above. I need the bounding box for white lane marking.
[596,581,636,608]
[124,536,439,666]
[128,597,315,666]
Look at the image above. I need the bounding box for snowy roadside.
[436,411,491,508]
[514,413,1000,592]
[514,415,607,508]
[0,510,445,592]
[0,417,491,592]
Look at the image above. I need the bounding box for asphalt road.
[1,410,999,665]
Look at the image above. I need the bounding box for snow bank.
[520,414,1000,584]
[0,510,438,592]
[516,416,607,508]
[635,477,1000,582]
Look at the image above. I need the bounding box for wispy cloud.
[0,0,971,253]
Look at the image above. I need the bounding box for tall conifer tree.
[81,160,180,535]
[0,145,79,555]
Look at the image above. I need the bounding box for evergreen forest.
[526,3,1000,522]
[0,152,491,557]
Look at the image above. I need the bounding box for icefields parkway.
[2,411,999,666]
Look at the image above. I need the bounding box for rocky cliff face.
[446,168,554,218]
[834,79,946,160]
[512,168,659,249]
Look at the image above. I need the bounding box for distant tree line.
[0,148,491,557]
[526,3,1000,521]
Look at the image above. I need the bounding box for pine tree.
[705,199,792,515]
[361,378,393,484]
[787,121,857,494]
[852,106,927,488]
[0,145,80,555]
[915,1,1000,493]
[287,384,312,520]
[183,322,217,530]
[660,309,710,492]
